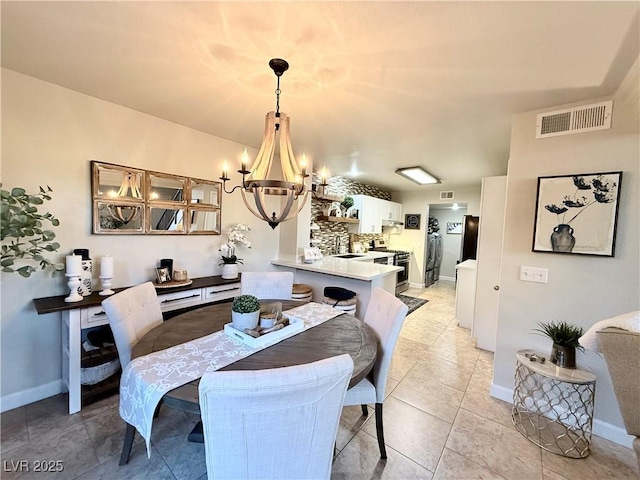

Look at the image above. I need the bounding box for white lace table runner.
[119,302,343,456]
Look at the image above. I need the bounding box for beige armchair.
[597,327,640,475]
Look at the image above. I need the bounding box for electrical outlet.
[519,266,548,283]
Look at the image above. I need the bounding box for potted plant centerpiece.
[219,223,251,279]
[534,320,585,369]
[231,294,260,331]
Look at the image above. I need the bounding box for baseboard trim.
[1,380,63,413]
[409,282,425,289]
[489,382,633,449]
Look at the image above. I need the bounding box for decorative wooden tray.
[224,315,304,348]
[153,279,193,289]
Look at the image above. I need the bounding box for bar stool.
[291,283,313,303]
[323,287,357,314]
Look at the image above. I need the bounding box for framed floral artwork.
[446,222,463,234]
[532,171,622,256]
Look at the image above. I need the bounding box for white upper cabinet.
[387,201,403,222]
[349,195,383,234]
[348,195,403,233]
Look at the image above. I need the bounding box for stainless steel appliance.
[392,250,410,294]
[425,232,442,287]
[371,242,411,294]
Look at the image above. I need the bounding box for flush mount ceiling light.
[220,58,328,229]
[395,167,440,185]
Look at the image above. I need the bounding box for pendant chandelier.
[220,58,327,229]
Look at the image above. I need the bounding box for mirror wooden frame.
[91,160,222,235]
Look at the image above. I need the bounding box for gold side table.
[512,349,596,458]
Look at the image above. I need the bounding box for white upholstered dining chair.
[342,287,409,458]
[198,354,354,480]
[240,271,294,299]
[102,281,165,465]
[101,281,164,367]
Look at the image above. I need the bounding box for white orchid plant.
[219,223,251,265]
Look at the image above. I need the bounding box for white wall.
[1,69,284,405]
[392,187,482,286]
[492,58,639,445]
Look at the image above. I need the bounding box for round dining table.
[131,299,378,415]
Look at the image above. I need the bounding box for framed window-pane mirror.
[94,201,144,233]
[188,208,221,234]
[92,161,222,235]
[148,206,187,234]
[93,163,145,201]
[190,179,221,206]
[148,173,186,203]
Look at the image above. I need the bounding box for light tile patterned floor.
[2,281,638,479]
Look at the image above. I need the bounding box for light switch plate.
[520,266,548,283]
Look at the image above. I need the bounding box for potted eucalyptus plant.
[231,294,261,331]
[534,320,584,369]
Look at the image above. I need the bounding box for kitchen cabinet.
[382,201,403,223]
[455,259,477,329]
[348,195,384,234]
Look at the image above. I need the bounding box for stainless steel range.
[371,242,411,294]
[390,250,411,294]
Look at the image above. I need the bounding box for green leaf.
[10,187,26,197]
[41,230,56,241]
[17,266,33,277]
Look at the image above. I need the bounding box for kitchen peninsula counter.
[271,255,401,317]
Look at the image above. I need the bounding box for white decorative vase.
[221,263,239,279]
[231,310,260,331]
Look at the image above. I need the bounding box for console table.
[512,349,596,458]
[33,275,241,414]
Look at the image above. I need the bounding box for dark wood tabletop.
[131,300,378,414]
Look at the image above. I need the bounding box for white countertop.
[455,259,477,270]
[271,255,402,281]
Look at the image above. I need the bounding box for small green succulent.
[231,294,260,314]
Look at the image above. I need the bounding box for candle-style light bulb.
[300,154,307,176]
[222,160,229,179]
[241,149,250,172]
[320,167,328,184]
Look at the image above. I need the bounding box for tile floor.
[2,280,638,479]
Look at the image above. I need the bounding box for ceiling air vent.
[536,101,612,139]
[440,191,454,200]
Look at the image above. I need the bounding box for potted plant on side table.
[534,320,585,369]
[231,294,260,331]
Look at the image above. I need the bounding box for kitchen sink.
[334,254,365,259]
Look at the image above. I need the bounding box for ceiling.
[2,1,638,192]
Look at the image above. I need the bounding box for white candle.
[65,254,82,276]
[101,256,114,277]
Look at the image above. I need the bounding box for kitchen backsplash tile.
[310,175,391,254]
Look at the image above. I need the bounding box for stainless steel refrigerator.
[425,232,442,287]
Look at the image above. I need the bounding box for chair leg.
[374,403,387,459]
[361,404,369,416]
[119,423,136,466]
[153,399,162,419]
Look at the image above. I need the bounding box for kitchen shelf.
[317,215,359,224]
[313,193,344,203]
